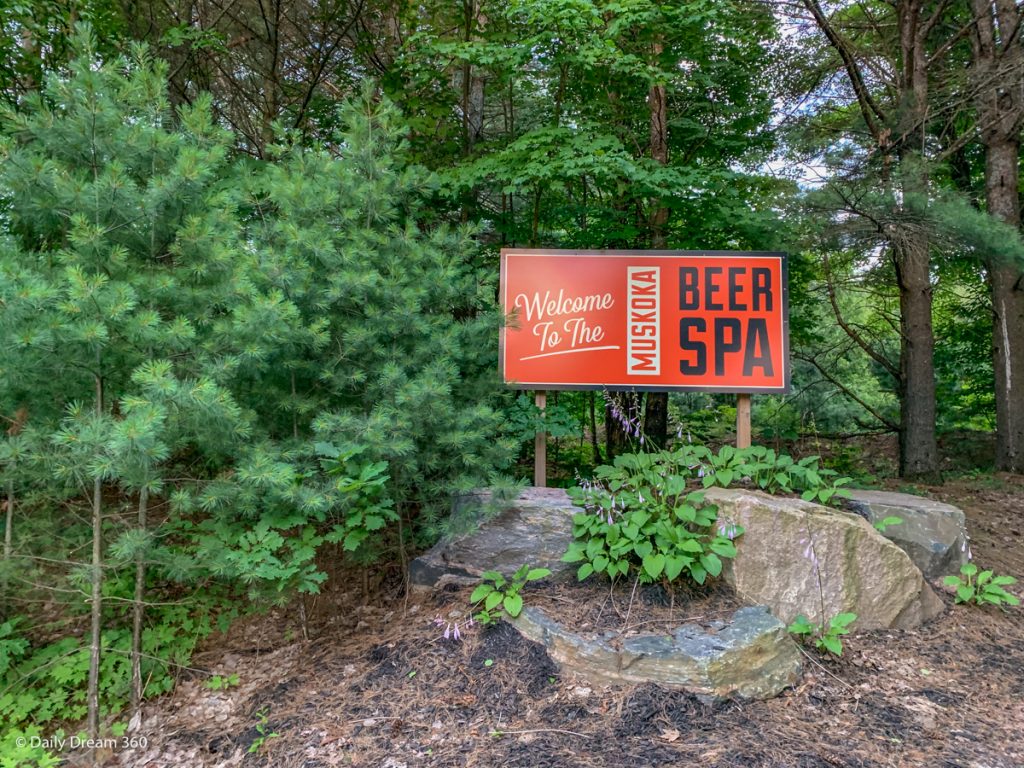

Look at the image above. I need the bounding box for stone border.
[509,604,802,701]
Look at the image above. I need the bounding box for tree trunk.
[604,394,632,460]
[589,392,603,463]
[985,139,1024,471]
[131,485,149,718]
[87,370,104,758]
[2,478,12,610]
[895,237,939,479]
[893,1,939,480]
[970,0,1024,472]
[643,38,670,449]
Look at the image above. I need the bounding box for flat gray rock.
[409,487,582,587]
[844,489,970,579]
[510,605,802,701]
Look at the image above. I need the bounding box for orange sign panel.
[500,250,789,392]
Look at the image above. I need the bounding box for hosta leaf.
[700,553,722,577]
[470,584,493,603]
[664,556,687,581]
[642,553,666,579]
[503,594,523,617]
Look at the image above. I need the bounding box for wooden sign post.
[534,391,547,487]
[736,393,752,449]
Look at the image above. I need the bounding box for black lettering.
[728,267,747,311]
[714,317,742,375]
[704,267,723,311]
[752,268,772,311]
[679,318,706,375]
[743,319,774,376]
[679,267,699,310]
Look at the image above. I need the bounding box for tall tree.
[968,0,1024,472]
[798,0,954,479]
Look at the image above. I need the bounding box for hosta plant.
[788,612,858,656]
[471,564,552,625]
[944,563,1019,607]
[562,451,742,587]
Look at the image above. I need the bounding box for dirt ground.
[102,474,1024,768]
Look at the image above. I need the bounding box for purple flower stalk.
[434,615,468,641]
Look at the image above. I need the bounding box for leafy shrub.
[944,563,1019,607]
[563,451,741,586]
[788,612,857,656]
[0,601,234,728]
[700,445,852,505]
[562,445,854,589]
[470,565,551,624]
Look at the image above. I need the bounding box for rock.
[706,488,944,630]
[844,489,970,578]
[510,605,801,701]
[409,487,582,587]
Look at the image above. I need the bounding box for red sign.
[500,249,789,392]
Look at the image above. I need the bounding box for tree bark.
[803,0,945,478]
[131,485,149,718]
[643,37,670,449]
[895,236,940,479]
[893,0,939,480]
[589,392,603,464]
[985,141,1024,471]
[970,0,1024,472]
[3,478,12,611]
[87,367,104,758]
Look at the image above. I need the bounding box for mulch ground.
[104,475,1024,768]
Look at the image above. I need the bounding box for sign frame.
[499,248,790,394]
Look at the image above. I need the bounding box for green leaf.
[363,514,386,531]
[642,553,666,579]
[787,615,814,635]
[526,568,551,581]
[484,591,504,611]
[577,563,594,581]
[700,553,722,578]
[820,635,844,656]
[503,594,524,617]
[470,584,493,603]
[562,544,585,563]
[674,505,696,522]
[664,556,687,581]
[709,539,737,558]
[955,585,975,604]
[829,613,857,631]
